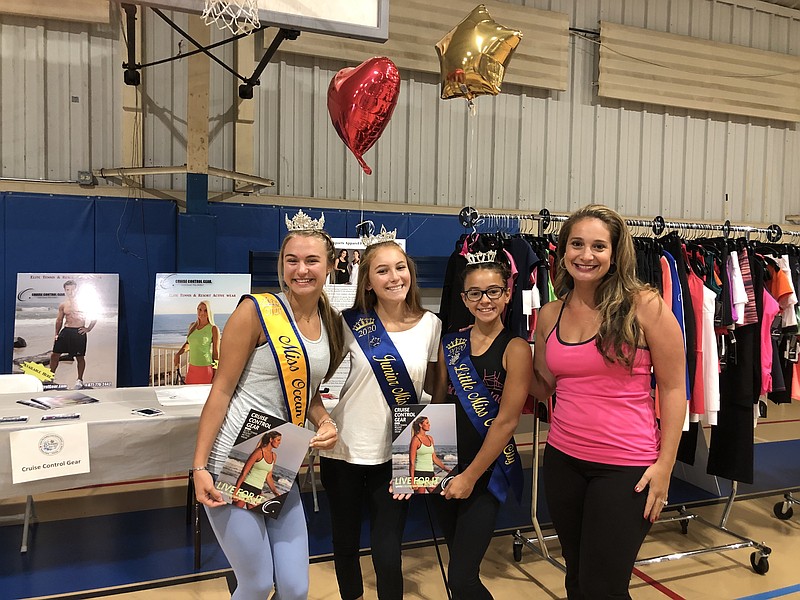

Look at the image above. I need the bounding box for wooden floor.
[25,494,800,600]
[10,401,800,600]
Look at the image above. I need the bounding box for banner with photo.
[151,273,251,386]
[13,273,119,391]
[322,237,406,402]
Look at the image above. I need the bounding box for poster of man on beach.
[150,273,251,386]
[13,273,119,391]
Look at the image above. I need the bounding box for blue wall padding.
[209,203,281,273]
[3,194,96,378]
[406,213,465,256]
[177,213,217,272]
[1,193,465,385]
[0,194,5,378]
[95,197,177,386]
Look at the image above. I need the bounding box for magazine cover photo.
[391,404,458,495]
[214,410,314,517]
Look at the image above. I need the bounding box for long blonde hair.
[352,241,424,316]
[277,230,344,381]
[189,300,216,335]
[554,204,649,368]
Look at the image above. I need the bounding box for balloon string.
[466,101,477,203]
[359,168,365,229]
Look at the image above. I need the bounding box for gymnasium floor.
[3,402,800,600]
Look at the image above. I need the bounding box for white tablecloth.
[0,386,203,499]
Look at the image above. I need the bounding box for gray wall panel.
[1,0,799,226]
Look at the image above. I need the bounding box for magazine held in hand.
[391,404,458,494]
[215,409,314,517]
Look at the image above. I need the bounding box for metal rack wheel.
[512,537,524,562]
[773,501,793,520]
[750,552,769,575]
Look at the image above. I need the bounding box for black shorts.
[52,327,87,357]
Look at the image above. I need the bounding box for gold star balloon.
[435,5,522,101]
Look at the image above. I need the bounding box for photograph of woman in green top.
[173,300,220,384]
[409,416,449,493]
[233,431,282,509]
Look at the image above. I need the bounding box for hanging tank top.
[243,452,275,490]
[545,302,660,466]
[414,438,434,472]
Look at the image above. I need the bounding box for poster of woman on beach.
[13,273,119,391]
[150,273,251,386]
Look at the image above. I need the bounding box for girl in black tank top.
[431,258,532,600]
[447,329,512,469]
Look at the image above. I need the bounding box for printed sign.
[13,273,119,391]
[151,273,251,386]
[10,423,91,483]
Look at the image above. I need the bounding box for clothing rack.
[456,207,777,575]
[773,491,800,520]
[459,206,793,243]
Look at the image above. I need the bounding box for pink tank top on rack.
[545,310,660,466]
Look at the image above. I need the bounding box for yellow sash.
[246,293,310,427]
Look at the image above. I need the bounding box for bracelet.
[318,418,338,433]
[190,466,208,472]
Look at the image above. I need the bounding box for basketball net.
[202,0,260,35]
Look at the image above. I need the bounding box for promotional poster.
[150,273,251,386]
[13,273,119,390]
[391,404,458,494]
[214,409,314,518]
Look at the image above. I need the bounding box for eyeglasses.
[462,286,507,302]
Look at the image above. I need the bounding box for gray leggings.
[205,483,309,599]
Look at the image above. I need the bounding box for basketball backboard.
[131,0,389,42]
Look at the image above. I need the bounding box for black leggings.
[543,445,652,600]
[320,457,408,600]
[430,473,499,600]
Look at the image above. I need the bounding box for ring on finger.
[662,499,668,506]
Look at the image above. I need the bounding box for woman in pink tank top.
[529,205,686,600]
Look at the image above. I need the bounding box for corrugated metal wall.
[0,0,798,225]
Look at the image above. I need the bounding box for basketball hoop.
[202,0,260,35]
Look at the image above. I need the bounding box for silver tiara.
[285,209,325,231]
[465,250,497,264]
[360,224,397,247]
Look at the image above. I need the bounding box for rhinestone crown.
[285,209,325,231]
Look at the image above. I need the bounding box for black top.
[445,329,512,470]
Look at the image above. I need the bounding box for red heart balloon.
[327,57,401,175]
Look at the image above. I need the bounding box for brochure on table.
[17,392,99,410]
[214,409,314,518]
[323,238,406,402]
[10,422,91,484]
[391,403,458,495]
[13,273,119,391]
[155,384,212,406]
[150,273,251,386]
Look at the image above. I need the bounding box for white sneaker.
[74,379,83,390]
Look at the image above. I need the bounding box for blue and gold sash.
[342,308,417,407]
[442,331,524,504]
[245,293,311,427]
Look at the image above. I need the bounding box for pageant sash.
[442,331,524,504]
[245,293,310,427]
[342,308,417,407]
